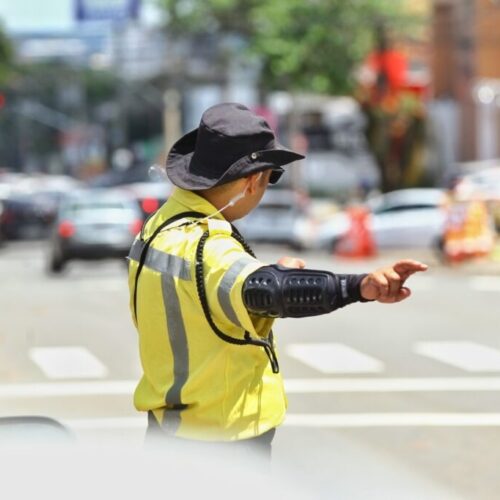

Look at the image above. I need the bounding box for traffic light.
[0,93,5,109]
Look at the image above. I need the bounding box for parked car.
[0,194,52,240]
[119,181,171,222]
[48,189,143,273]
[234,187,315,249]
[318,188,448,250]
[0,174,82,240]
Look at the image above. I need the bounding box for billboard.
[75,0,140,22]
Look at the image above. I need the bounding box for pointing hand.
[360,260,428,303]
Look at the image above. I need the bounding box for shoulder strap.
[194,230,279,373]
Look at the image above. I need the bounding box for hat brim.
[166,129,304,191]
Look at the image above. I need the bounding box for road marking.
[29,347,109,379]
[284,377,500,393]
[470,276,500,292]
[78,281,125,292]
[60,413,500,430]
[0,380,135,398]
[286,343,384,374]
[415,341,500,372]
[284,413,500,427]
[64,417,146,430]
[4,376,500,399]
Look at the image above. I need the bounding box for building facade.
[433,0,500,164]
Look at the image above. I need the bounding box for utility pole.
[112,22,129,149]
[163,89,182,156]
[457,0,476,161]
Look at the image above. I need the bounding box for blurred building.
[433,0,500,168]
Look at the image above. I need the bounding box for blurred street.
[2,241,500,498]
[3,0,500,498]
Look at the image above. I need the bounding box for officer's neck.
[198,182,249,222]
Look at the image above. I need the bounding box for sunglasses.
[269,167,284,184]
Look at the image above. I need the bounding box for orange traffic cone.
[335,206,377,258]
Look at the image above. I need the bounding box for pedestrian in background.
[127,103,427,457]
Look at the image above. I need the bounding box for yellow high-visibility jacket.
[128,188,287,441]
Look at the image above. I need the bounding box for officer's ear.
[246,172,264,195]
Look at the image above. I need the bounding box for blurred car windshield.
[66,201,130,212]
[60,192,139,221]
[258,201,295,212]
[367,189,446,214]
[455,167,500,200]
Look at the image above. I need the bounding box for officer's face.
[228,170,272,221]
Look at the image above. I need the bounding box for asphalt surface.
[1,240,500,499]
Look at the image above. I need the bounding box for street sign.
[75,0,140,22]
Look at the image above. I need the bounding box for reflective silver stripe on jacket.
[217,256,257,328]
[161,272,189,434]
[128,239,191,280]
[129,238,191,434]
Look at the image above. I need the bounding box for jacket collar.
[166,188,226,221]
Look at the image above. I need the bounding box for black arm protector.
[242,265,368,318]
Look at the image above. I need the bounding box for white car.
[318,188,448,250]
[454,167,500,201]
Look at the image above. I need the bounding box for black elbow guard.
[242,265,368,318]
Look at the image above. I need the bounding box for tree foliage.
[157,0,413,94]
[0,23,13,84]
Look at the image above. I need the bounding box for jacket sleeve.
[242,264,369,318]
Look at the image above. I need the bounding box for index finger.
[393,260,428,276]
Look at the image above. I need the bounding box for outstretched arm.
[242,257,427,318]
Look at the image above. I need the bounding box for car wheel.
[289,240,304,251]
[329,237,340,253]
[49,254,67,274]
[432,236,447,264]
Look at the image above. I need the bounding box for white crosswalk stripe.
[29,347,108,379]
[414,341,500,373]
[0,380,135,398]
[284,377,500,393]
[25,340,500,381]
[284,413,500,427]
[4,377,500,399]
[286,343,385,374]
[59,413,500,431]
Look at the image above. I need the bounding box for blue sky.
[0,0,160,33]
[0,0,73,32]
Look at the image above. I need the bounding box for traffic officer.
[127,103,427,452]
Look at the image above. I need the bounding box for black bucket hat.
[166,102,305,190]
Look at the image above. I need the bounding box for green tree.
[0,23,13,84]
[158,0,427,193]
[157,0,411,94]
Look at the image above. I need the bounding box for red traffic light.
[0,94,5,109]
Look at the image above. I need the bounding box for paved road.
[1,241,500,498]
